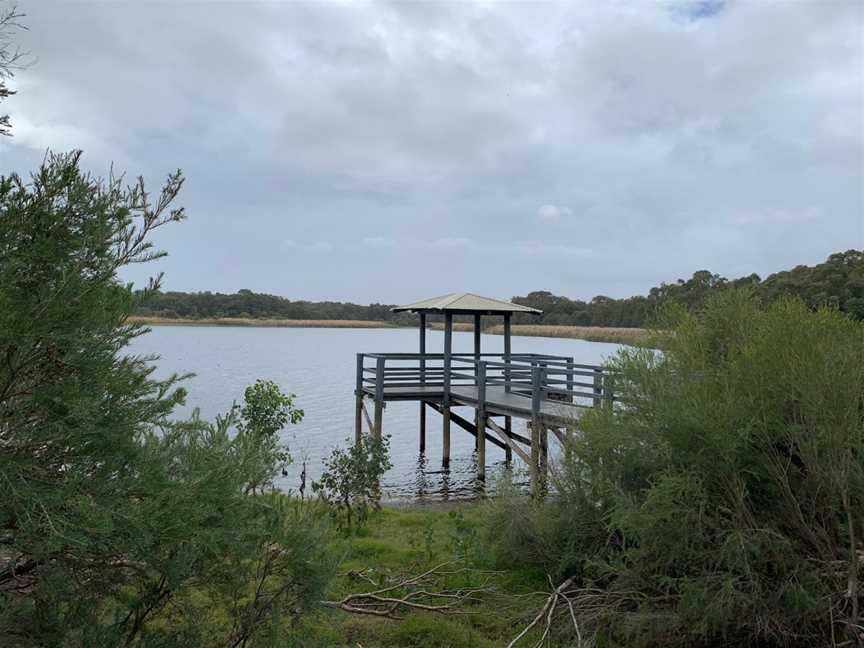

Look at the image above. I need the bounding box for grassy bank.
[294,502,559,648]
[128,316,399,329]
[429,321,650,346]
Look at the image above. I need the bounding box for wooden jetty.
[353,293,616,495]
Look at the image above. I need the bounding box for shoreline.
[429,321,651,346]
[128,316,399,329]
[130,315,651,345]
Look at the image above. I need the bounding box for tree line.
[138,249,864,327]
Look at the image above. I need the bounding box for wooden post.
[593,368,603,408]
[374,356,385,440]
[355,353,364,445]
[442,312,453,467]
[503,313,512,393]
[530,365,542,497]
[477,361,486,481]
[566,357,574,403]
[504,415,513,463]
[473,313,481,450]
[419,313,426,453]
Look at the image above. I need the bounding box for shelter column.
[442,312,453,467]
[473,313,481,450]
[419,312,426,453]
[503,312,513,462]
[477,361,487,481]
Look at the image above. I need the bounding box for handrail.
[356,351,620,410]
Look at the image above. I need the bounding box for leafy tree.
[235,379,303,494]
[483,289,864,646]
[313,434,392,532]
[0,152,332,646]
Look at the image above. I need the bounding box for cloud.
[429,238,475,249]
[307,242,334,254]
[361,236,399,249]
[536,204,573,223]
[2,1,859,302]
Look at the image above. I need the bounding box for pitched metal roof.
[391,292,542,314]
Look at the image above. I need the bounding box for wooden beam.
[361,400,373,433]
[427,402,507,452]
[486,417,530,464]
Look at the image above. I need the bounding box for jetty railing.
[356,352,618,410]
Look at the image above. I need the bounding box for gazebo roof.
[391,292,541,315]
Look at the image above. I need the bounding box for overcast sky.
[1,0,862,304]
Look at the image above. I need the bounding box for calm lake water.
[130,326,623,501]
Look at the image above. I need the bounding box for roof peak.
[391,292,542,315]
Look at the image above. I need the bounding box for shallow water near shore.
[131,326,622,501]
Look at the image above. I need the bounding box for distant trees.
[137,289,417,325]
[137,251,863,329]
[512,250,864,328]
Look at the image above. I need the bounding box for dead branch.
[323,561,494,619]
[507,578,644,648]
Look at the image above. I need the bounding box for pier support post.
[593,368,603,408]
[530,365,545,497]
[419,313,426,453]
[419,403,426,453]
[442,312,453,468]
[355,354,364,445]
[442,407,451,466]
[355,396,363,445]
[504,416,513,463]
[477,362,486,481]
[374,356,385,440]
[539,425,548,476]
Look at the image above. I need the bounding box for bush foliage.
[483,289,864,646]
[0,153,333,646]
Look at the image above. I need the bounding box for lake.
[130,326,623,501]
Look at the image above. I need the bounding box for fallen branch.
[507,578,643,648]
[323,561,494,619]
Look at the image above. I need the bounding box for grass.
[289,503,565,648]
[429,321,651,346]
[128,316,399,329]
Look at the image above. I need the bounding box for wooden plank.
[486,418,530,464]
[426,402,507,452]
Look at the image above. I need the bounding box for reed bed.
[128,316,398,329]
[429,321,650,345]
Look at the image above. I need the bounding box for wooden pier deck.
[352,293,619,495]
[362,383,590,426]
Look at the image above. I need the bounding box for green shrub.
[0,153,333,646]
[313,434,392,532]
[482,289,864,647]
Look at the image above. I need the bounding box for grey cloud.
[0,0,860,303]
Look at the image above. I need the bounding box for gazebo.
[391,293,540,474]
[353,292,613,491]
